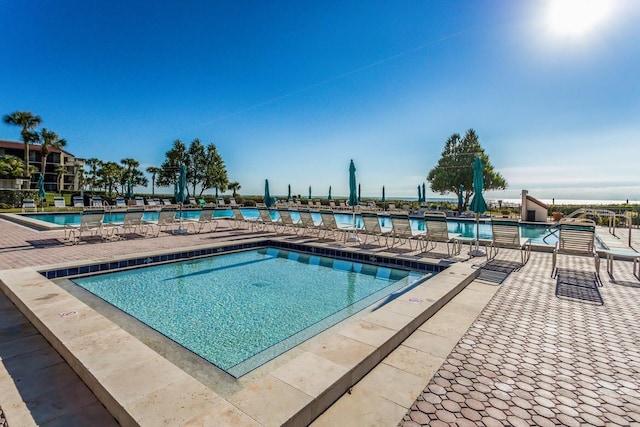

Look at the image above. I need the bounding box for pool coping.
[0,237,479,426]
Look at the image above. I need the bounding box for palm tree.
[146,166,162,196]
[55,164,67,191]
[39,129,67,184]
[3,111,42,178]
[229,181,241,197]
[85,158,101,193]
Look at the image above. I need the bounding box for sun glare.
[546,0,613,37]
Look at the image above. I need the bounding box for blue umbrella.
[215,186,219,198]
[308,186,312,200]
[358,183,361,204]
[469,157,488,255]
[287,184,291,201]
[458,184,464,211]
[126,180,133,199]
[417,185,422,203]
[328,186,332,200]
[38,174,46,211]
[381,185,386,211]
[422,183,426,203]
[348,160,357,207]
[176,164,187,204]
[264,179,274,207]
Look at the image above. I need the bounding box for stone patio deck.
[1,215,639,426]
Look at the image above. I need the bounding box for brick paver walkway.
[3,216,640,426]
[401,240,640,426]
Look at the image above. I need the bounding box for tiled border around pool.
[0,238,478,426]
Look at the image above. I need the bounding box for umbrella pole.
[177,202,186,234]
[470,214,485,257]
[347,207,359,242]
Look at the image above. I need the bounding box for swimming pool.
[18,209,560,245]
[72,247,427,377]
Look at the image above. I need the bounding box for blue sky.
[2,0,639,202]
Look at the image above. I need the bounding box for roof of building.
[0,139,75,156]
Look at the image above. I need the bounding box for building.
[0,140,85,192]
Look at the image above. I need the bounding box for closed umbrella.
[417,185,422,203]
[381,185,386,210]
[126,180,133,200]
[458,184,464,212]
[422,183,426,203]
[308,186,312,200]
[176,164,187,233]
[38,174,46,212]
[358,183,361,204]
[348,160,358,241]
[469,157,488,256]
[328,186,332,200]
[287,184,291,201]
[264,179,274,207]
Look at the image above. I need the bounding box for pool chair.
[228,207,247,229]
[388,214,425,250]
[53,196,67,210]
[552,218,600,282]
[277,209,302,235]
[72,196,84,208]
[105,208,147,239]
[257,207,281,232]
[359,212,391,246]
[114,197,127,208]
[297,209,321,237]
[318,210,355,242]
[486,218,530,266]
[64,209,105,244]
[90,197,105,208]
[134,196,145,207]
[161,198,173,206]
[21,198,37,212]
[146,198,159,207]
[229,197,243,207]
[184,207,217,234]
[217,197,226,207]
[422,212,461,256]
[144,207,178,236]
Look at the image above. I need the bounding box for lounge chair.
[297,209,321,237]
[388,214,425,250]
[422,212,461,256]
[188,197,197,207]
[90,197,104,208]
[64,209,105,244]
[359,212,391,246]
[134,196,145,207]
[105,208,147,238]
[229,197,243,207]
[161,198,173,206]
[146,198,159,207]
[184,207,217,233]
[144,207,179,236]
[21,198,37,212]
[257,207,280,232]
[228,207,247,229]
[277,209,302,235]
[319,210,355,242]
[552,218,600,281]
[114,197,127,208]
[486,218,530,266]
[53,196,67,209]
[72,196,84,208]
[217,198,226,207]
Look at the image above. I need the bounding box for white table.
[604,249,640,278]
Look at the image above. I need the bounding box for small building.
[520,189,549,222]
[0,140,85,192]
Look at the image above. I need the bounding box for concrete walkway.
[1,217,640,426]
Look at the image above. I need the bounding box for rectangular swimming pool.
[72,247,428,377]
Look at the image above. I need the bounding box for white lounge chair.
[114,197,127,208]
[552,218,600,281]
[217,198,226,207]
[229,197,242,207]
[184,208,217,233]
[134,196,145,207]
[388,214,424,250]
[297,209,321,237]
[359,212,391,246]
[21,198,37,212]
[423,212,461,256]
[144,207,179,236]
[276,209,302,235]
[257,207,281,232]
[64,209,105,244]
[486,218,530,266]
[90,197,105,208]
[72,196,84,208]
[53,196,67,209]
[318,210,355,242]
[105,208,147,238]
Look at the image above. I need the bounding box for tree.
[39,128,67,179]
[0,154,27,177]
[119,158,148,193]
[85,158,102,193]
[55,164,67,190]
[3,111,42,178]
[427,129,506,211]
[229,181,241,197]
[158,138,228,197]
[97,161,122,196]
[146,166,162,196]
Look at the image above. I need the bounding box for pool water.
[21,209,560,245]
[73,247,427,377]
